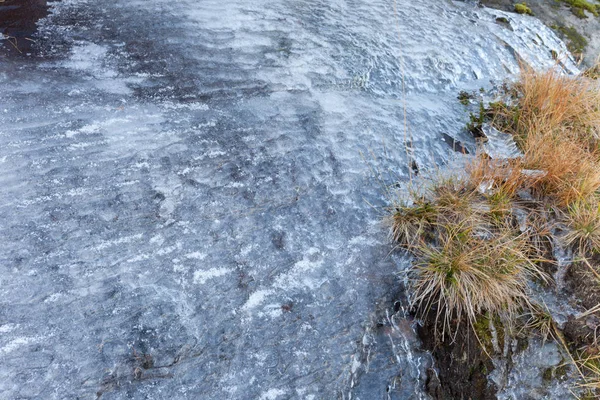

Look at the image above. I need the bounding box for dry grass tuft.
[563,197,600,253]
[466,156,527,198]
[497,66,600,146]
[388,151,557,339]
[575,355,600,395]
[519,303,556,342]
[430,176,481,222]
[411,219,545,337]
[489,66,600,206]
[389,65,600,388]
[522,131,600,206]
[391,164,548,338]
[391,196,437,249]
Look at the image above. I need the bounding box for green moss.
[480,363,488,374]
[487,101,513,119]
[542,363,569,382]
[464,100,524,143]
[550,24,588,59]
[483,101,526,146]
[572,6,588,18]
[560,0,599,18]
[468,364,476,377]
[473,315,490,341]
[581,354,600,370]
[515,3,533,15]
[488,189,513,226]
[517,337,529,352]
[458,90,474,106]
[466,102,487,138]
[473,313,505,353]
[554,363,568,380]
[579,390,598,400]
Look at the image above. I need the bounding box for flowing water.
[0,0,578,398]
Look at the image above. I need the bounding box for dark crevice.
[0,0,49,56]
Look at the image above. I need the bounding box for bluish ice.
[0,0,578,398]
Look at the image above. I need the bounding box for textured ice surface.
[493,339,574,400]
[0,0,576,398]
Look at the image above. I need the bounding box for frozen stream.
[0,0,576,398]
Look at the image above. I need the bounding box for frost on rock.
[0,0,575,398]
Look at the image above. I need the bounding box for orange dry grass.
[391,66,600,343]
[523,131,600,205]
[492,66,600,206]
[506,66,600,146]
[466,156,529,197]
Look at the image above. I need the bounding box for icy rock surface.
[0,0,576,398]
[493,340,573,400]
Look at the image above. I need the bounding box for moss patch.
[473,313,506,354]
[466,102,487,139]
[550,24,588,57]
[560,0,599,18]
[458,90,474,106]
[542,362,569,382]
[515,2,534,15]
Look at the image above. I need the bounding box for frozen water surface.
[0,0,576,398]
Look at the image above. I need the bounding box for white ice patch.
[0,324,19,333]
[482,125,521,159]
[241,247,324,313]
[193,267,232,284]
[348,235,379,247]
[272,247,323,291]
[0,337,39,354]
[63,43,108,71]
[44,293,66,303]
[95,234,143,251]
[128,253,151,263]
[60,42,133,94]
[160,102,209,111]
[185,252,207,260]
[65,123,101,138]
[351,356,361,374]
[149,234,165,245]
[263,304,283,319]
[156,242,182,256]
[242,289,274,311]
[258,388,287,400]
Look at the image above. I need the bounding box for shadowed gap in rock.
[0,0,48,56]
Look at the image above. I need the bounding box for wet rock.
[418,313,498,400]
